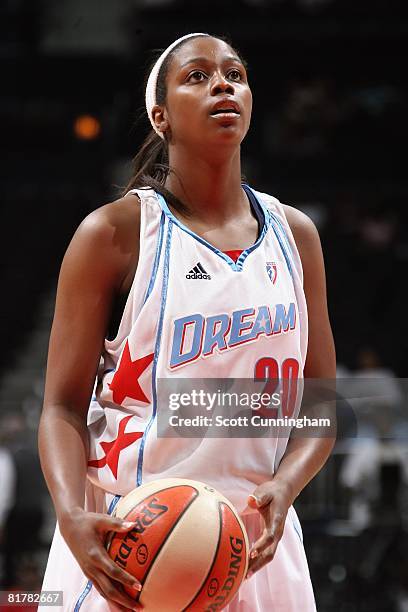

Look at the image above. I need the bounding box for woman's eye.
[188,71,206,82]
[228,69,242,81]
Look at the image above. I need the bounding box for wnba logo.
[266,261,277,284]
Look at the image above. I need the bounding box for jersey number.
[254,357,299,418]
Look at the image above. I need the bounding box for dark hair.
[122,34,247,214]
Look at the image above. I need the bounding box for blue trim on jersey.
[73,495,121,610]
[74,580,92,612]
[153,186,269,272]
[291,514,303,543]
[136,220,173,486]
[108,494,121,513]
[269,210,295,264]
[103,368,115,376]
[143,211,165,304]
[268,212,294,278]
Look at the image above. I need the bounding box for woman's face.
[157,36,252,148]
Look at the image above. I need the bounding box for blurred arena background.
[1,1,407,610]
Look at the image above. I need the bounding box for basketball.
[106,478,249,611]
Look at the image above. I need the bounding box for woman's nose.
[210,73,234,96]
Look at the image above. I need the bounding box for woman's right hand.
[59,507,143,610]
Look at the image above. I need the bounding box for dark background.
[1,1,407,610]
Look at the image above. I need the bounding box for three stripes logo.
[186,262,211,280]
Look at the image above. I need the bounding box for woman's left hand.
[246,479,293,578]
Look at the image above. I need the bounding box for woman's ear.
[151,105,169,136]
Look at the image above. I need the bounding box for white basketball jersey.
[40,186,316,612]
[86,185,308,514]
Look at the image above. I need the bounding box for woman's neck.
[165,146,248,223]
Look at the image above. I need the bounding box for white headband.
[145,32,210,139]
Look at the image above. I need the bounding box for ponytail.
[122,129,189,216]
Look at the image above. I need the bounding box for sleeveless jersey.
[86,185,308,514]
[40,185,317,612]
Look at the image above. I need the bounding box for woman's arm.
[38,196,143,609]
[248,206,336,576]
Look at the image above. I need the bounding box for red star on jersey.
[88,414,143,479]
[109,340,154,405]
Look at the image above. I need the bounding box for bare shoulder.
[64,193,141,294]
[78,193,140,247]
[281,203,325,278]
[281,203,320,252]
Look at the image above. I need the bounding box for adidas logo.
[186,262,211,280]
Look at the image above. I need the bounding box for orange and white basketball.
[107,478,249,611]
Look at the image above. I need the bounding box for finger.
[249,507,286,559]
[92,571,143,610]
[248,494,260,509]
[95,514,138,533]
[250,539,279,574]
[249,530,273,560]
[87,544,142,592]
[247,540,280,578]
[99,550,143,591]
[249,527,280,564]
[248,482,274,509]
[92,578,124,609]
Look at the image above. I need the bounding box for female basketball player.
[39,33,336,611]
